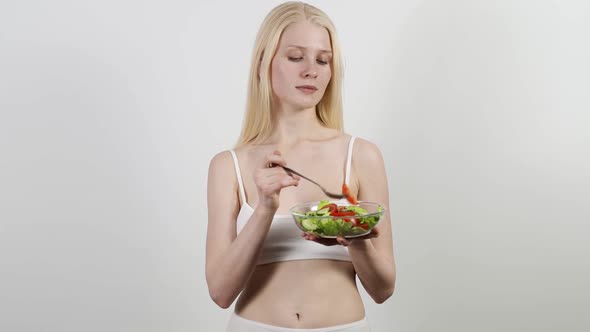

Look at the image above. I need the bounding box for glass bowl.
[290,200,385,238]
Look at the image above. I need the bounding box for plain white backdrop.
[1,0,589,331]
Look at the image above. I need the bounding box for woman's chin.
[274,96,322,111]
[289,98,322,110]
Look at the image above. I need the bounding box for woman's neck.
[267,106,327,145]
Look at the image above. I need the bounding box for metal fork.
[271,164,346,199]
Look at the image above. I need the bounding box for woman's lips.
[296,85,318,94]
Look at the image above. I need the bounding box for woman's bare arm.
[347,139,396,303]
[205,150,298,308]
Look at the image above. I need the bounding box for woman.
[206,2,396,331]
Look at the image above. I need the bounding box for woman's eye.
[288,56,329,65]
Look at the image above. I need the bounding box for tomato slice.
[342,183,358,205]
[353,219,369,230]
[330,210,355,217]
[342,183,350,195]
[323,203,338,213]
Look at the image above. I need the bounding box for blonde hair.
[235,1,344,147]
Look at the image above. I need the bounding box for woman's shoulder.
[208,150,234,175]
[209,145,261,169]
[349,135,384,163]
[347,136,388,183]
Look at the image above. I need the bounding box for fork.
[271,163,346,199]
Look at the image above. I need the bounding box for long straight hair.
[235,1,344,148]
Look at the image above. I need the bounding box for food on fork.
[342,183,358,205]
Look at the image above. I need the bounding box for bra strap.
[345,136,356,185]
[229,150,247,204]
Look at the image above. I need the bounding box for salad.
[295,200,383,237]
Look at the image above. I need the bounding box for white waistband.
[230,313,368,332]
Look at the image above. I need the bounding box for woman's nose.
[301,58,319,78]
[303,70,318,78]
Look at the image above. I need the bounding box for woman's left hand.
[301,227,379,247]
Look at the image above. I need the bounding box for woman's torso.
[232,132,365,328]
[235,260,365,328]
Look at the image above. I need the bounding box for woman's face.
[270,20,333,111]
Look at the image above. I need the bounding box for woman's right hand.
[254,150,300,212]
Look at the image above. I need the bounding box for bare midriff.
[235,259,365,328]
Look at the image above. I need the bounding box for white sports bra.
[228,136,357,265]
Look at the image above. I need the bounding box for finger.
[319,240,337,246]
[306,235,339,246]
[263,167,300,184]
[371,227,380,237]
[301,232,342,246]
[263,152,301,181]
[261,168,291,180]
[262,170,299,184]
[358,229,379,241]
[280,175,299,187]
[283,169,301,181]
[263,177,297,193]
[265,152,286,168]
[257,176,297,198]
[336,236,350,246]
[305,234,322,242]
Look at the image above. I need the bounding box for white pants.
[226,313,371,332]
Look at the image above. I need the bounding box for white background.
[1,1,589,331]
